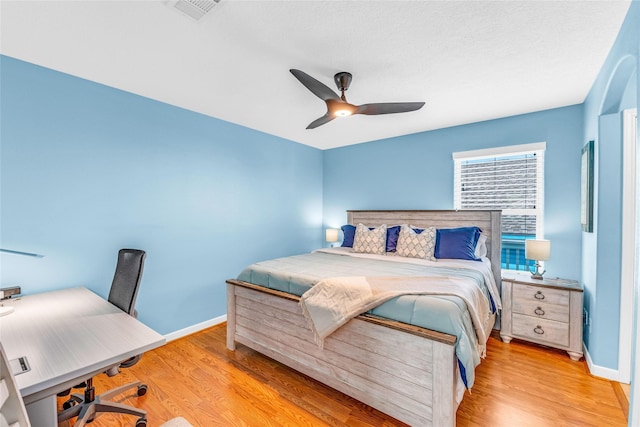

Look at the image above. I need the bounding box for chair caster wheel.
[136,417,147,427]
[62,399,76,410]
[137,384,147,396]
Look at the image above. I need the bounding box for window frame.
[453,142,546,271]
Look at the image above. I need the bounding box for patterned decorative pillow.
[396,225,436,260]
[352,223,387,255]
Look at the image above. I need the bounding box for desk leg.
[26,395,57,427]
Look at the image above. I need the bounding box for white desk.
[0,287,166,427]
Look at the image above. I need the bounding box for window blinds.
[453,143,545,238]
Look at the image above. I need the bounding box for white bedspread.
[299,274,491,356]
[315,247,502,311]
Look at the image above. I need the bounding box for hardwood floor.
[613,382,631,420]
[59,324,627,427]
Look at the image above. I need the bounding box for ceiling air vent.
[172,0,220,21]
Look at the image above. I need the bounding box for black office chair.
[58,249,149,427]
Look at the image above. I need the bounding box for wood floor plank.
[58,324,627,427]
[613,381,630,421]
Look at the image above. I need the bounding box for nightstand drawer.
[512,314,569,347]
[512,283,570,306]
[512,299,569,323]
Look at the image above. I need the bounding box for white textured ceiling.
[0,1,631,150]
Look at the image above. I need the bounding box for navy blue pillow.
[434,227,482,261]
[341,224,356,247]
[412,227,424,234]
[385,225,402,252]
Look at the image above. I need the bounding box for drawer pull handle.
[534,291,545,300]
[534,326,545,335]
[534,307,545,316]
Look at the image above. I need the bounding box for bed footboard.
[226,279,458,427]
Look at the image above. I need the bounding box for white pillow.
[396,225,436,261]
[474,234,488,258]
[352,223,387,255]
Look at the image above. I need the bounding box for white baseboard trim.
[584,342,626,382]
[164,314,227,342]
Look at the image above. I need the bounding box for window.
[453,142,545,271]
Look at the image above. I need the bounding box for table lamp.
[525,239,551,280]
[326,228,339,247]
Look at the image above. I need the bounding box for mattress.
[236,247,500,389]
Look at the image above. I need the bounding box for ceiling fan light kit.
[330,100,356,117]
[290,69,425,129]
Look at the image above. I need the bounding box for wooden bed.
[226,210,502,426]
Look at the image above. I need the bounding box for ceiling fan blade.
[290,69,340,102]
[306,114,335,129]
[355,102,425,115]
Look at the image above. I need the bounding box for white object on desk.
[0,290,15,317]
[0,287,165,427]
[0,305,14,316]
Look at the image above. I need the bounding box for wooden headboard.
[347,210,502,291]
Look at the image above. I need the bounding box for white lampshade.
[325,228,339,243]
[525,239,551,261]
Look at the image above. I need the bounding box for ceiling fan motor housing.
[334,72,352,92]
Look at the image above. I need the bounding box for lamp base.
[530,263,546,280]
[0,305,14,317]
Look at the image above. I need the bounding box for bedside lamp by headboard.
[325,229,339,247]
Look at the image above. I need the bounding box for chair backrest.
[107,249,146,316]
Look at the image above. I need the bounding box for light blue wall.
[1,0,637,394]
[0,55,324,335]
[323,105,584,281]
[581,0,639,373]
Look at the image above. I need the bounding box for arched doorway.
[598,55,637,425]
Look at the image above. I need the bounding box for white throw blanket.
[299,275,491,356]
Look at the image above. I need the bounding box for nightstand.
[500,273,583,361]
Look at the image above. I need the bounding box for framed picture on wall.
[581,140,594,232]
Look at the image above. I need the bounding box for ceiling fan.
[290,69,425,129]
